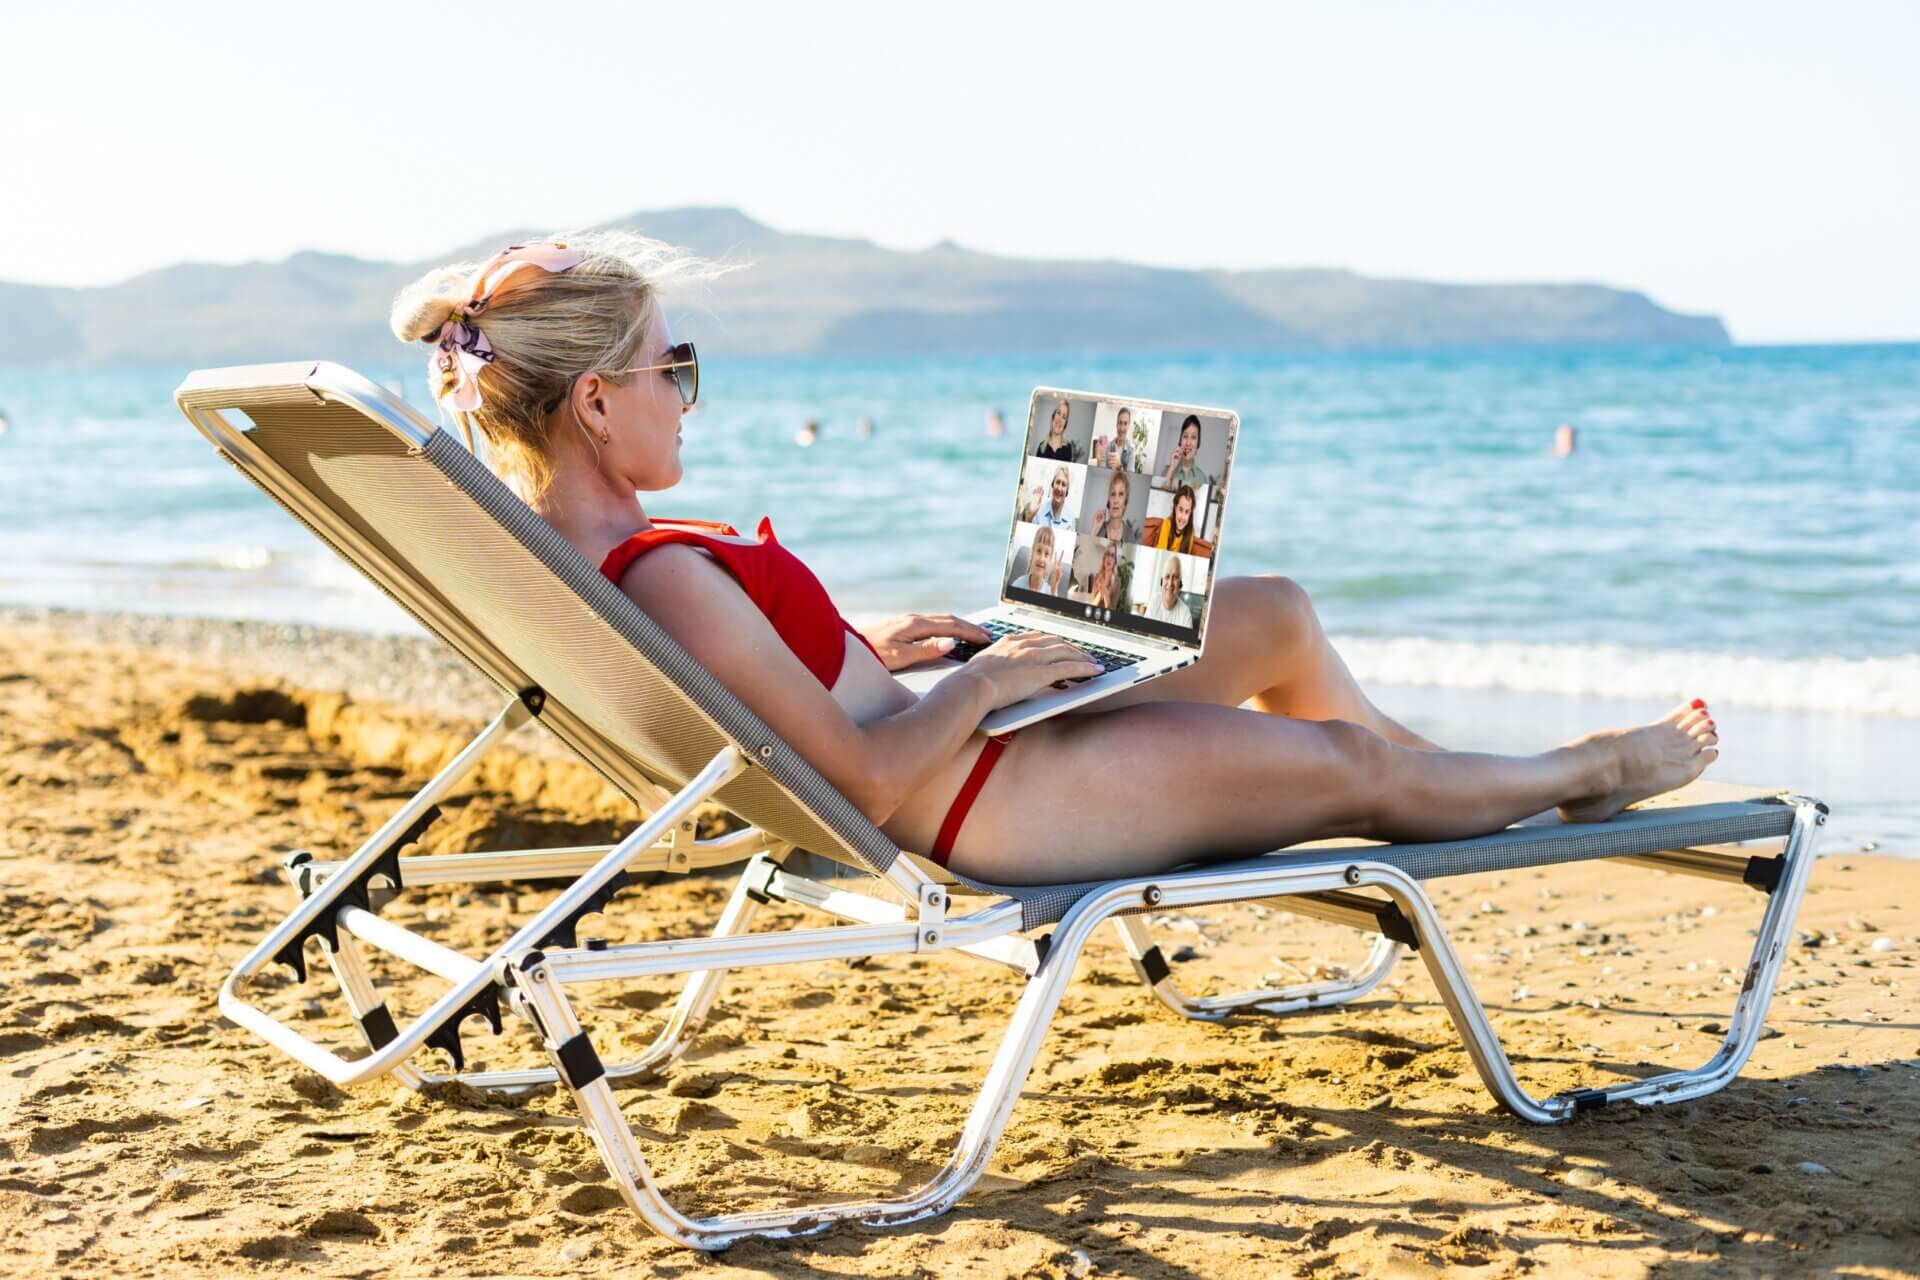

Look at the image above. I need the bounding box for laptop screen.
[1001,387,1237,649]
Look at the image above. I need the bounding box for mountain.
[0,207,1729,366]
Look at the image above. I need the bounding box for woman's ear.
[570,372,611,429]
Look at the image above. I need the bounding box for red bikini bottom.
[928,731,1017,867]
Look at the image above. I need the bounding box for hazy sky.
[4,2,1915,342]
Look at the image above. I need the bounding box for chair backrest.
[175,361,903,878]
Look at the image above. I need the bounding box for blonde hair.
[389,230,717,500]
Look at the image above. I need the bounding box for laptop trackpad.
[892,659,963,696]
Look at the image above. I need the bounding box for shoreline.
[1,620,1916,1275]
[5,602,1913,858]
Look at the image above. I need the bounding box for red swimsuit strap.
[599,519,746,585]
[598,518,877,688]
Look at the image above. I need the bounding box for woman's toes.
[1678,707,1709,730]
[1664,702,1697,725]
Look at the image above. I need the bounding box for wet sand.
[2,612,1916,1277]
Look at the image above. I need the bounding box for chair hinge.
[660,816,697,873]
[915,882,948,951]
[1560,1087,1610,1114]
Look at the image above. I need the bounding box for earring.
[598,427,610,444]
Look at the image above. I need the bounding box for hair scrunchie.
[425,241,586,414]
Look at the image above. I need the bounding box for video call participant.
[1152,483,1199,554]
[1009,525,1067,596]
[1023,464,1077,529]
[1093,406,1134,473]
[1146,555,1195,628]
[1034,400,1077,461]
[1087,540,1129,612]
[1089,470,1139,542]
[1160,414,1212,490]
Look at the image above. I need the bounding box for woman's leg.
[1099,574,1440,749]
[940,699,1717,885]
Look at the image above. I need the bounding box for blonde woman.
[1087,470,1139,543]
[1085,540,1127,612]
[386,232,1721,882]
[1034,399,1077,461]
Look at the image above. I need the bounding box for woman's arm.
[617,547,1095,823]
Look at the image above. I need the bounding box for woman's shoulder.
[608,539,715,595]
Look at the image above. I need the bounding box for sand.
[2,610,1916,1278]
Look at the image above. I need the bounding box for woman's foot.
[1557,700,1719,823]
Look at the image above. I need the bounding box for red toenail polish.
[1690,698,1706,710]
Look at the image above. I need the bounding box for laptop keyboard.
[945,618,1142,677]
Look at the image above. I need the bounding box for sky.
[3,1,1915,343]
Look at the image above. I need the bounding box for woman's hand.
[1047,556,1065,591]
[862,613,992,672]
[962,633,1103,709]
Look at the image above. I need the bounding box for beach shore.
[2,612,1915,1277]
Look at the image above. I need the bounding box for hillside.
[0,207,1729,366]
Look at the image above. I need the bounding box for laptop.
[894,387,1240,733]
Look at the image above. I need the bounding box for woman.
[1161,414,1212,491]
[1146,555,1195,628]
[390,234,1720,884]
[1152,484,1199,555]
[1089,470,1139,543]
[1078,540,1129,612]
[1035,400,1077,461]
[1011,526,1067,596]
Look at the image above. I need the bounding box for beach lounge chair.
[175,361,1827,1249]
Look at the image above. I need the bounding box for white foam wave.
[213,546,274,571]
[1338,635,1920,718]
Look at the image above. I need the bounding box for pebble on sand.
[1870,936,1896,952]
[1797,1161,1833,1175]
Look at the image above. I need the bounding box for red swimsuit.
[599,517,1006,868]
[600,518,879,687]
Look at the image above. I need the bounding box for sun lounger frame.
[175,361,1826,1248]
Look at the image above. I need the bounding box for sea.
[2,344,1916,854]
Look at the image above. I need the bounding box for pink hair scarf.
[426,242,585,414]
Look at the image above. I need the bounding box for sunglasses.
[545,342,700,415]
[618,341,699,407]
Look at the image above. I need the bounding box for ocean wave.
[1336,635,1920,717]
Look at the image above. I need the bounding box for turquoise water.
[2,345,1916,846]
